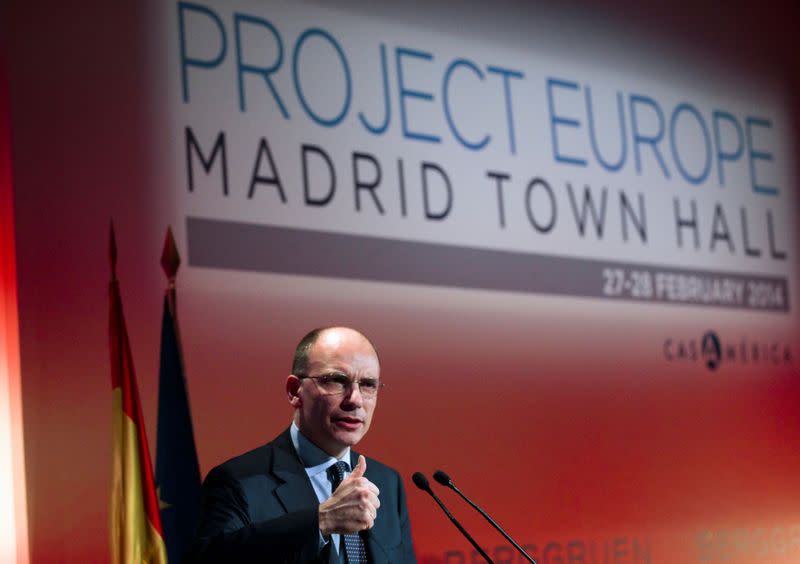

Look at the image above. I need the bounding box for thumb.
[350,454,367,478]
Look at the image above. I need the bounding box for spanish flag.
[109,225,168,564]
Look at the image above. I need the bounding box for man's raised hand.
[319,455,381,535]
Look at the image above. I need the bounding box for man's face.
[288,328,380,458]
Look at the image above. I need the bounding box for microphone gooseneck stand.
[412,472,495,564]
[433,470,536,564]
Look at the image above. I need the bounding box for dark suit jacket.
[186,429,416,563]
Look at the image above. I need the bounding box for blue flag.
[155,230,201,563]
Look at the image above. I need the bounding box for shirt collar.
[290,421,351,477]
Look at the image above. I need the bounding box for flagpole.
[155,226,202,563]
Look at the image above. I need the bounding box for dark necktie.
[328,461,369,564]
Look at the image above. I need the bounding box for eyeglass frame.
[295,372,385,398]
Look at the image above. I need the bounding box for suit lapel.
[271,429,321,514]
[272,432,345,563]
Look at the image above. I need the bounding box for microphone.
[433,470,536,564]
[412,472,494,564]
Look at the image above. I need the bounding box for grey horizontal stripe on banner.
[186,217,790,313]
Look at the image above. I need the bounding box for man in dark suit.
[187,327,416,563]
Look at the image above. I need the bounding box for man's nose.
[341,382,364,407]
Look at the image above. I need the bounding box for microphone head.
[412,472,431,492]
[433,470,452,486]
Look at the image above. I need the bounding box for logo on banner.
[663,331,792,370]
[701,331,722,370]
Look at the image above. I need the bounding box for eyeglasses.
[297,373,384,398]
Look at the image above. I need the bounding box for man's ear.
[286,375,302,407]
